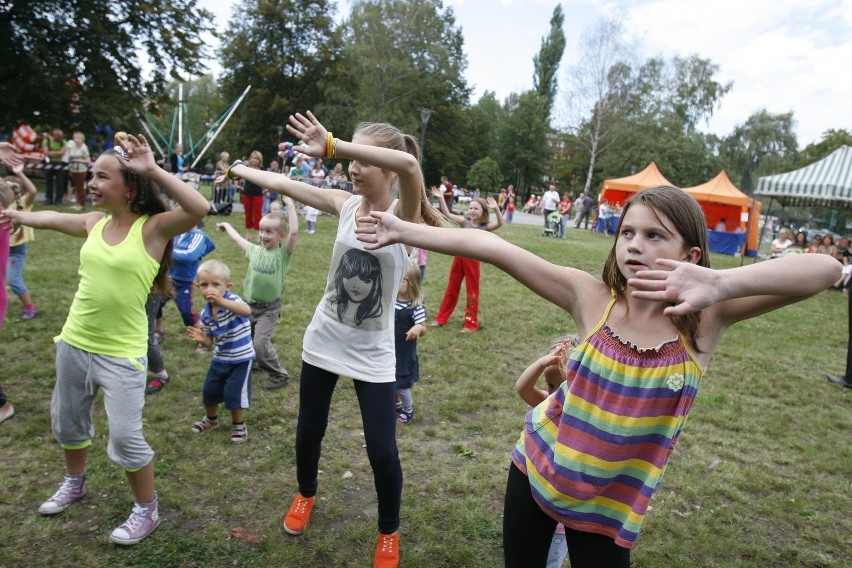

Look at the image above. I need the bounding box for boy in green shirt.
[216,196,299,389]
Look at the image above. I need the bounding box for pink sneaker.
[38,473,87,515]
[110,493,160,545]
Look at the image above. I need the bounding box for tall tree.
[560,17,637,194]
[0,0,215,130]
[497,91,549,194]
[218,0,342,156]
[330,0,470,184]
[721,109,798,192]
[533,4,566,119]
[629,55,732,134]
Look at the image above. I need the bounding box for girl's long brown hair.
[107,149,174,298]
[601,185,710,352]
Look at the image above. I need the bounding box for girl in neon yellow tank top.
[354,185,841,568]
[0,134,210,547]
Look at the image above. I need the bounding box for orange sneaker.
[283,494,315,535]
[374,531,400,568]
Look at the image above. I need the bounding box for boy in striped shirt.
[187,259,256,443]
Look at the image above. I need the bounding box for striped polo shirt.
[199,291,255,364]
[512,295,704,548]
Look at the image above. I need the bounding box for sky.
[197,0,852,147]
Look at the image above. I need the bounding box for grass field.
[0,192,850,567]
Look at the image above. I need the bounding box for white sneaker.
[110,493,160,545]
[38,473,87,515]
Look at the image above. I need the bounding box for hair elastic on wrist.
[226,159,244,180]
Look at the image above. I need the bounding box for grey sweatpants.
[52,340,155,470]
[250,299,289,380]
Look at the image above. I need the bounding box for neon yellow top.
[59,215,159,358]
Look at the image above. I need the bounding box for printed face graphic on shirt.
[325,247,391,330]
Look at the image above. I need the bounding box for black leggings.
[503,462,631,568]
[295,361,402,534]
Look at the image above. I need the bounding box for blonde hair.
[401,262,424,307]
[353,122,445,228]
[248,150,263,169]
[197,259,231,281]
[262,211,288,234]
[0,183,14,208]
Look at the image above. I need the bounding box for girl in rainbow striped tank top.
[354,185,842,568]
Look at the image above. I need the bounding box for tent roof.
[603,162,674,192]
[682,170,751,206]
[755,145,852,208]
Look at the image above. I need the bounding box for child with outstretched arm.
[216,196,299,389]
[355,185,841,568]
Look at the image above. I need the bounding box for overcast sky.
[198,0,852,147]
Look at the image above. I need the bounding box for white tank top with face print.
[302,195,408,382]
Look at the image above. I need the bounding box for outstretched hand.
[285,111,327,158]
[430,186,443,199]
[5,152,25,174]
[486,196,499,209]
[113,133,157,175]
[0,208,22,233]
[354,211,406,251]
[629,258,721,316]
[0,142,17,164]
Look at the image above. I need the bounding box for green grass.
[1,196,850,567]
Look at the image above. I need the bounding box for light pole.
[419,108,432,165]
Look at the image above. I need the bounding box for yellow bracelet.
[330,136,337,158]
[325,132,334,158]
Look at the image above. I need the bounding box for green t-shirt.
[243,242,292,303]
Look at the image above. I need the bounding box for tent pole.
[753,198,776,263]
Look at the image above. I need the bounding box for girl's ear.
[682,246,702,264]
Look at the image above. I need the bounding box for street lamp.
[419,108,432,165]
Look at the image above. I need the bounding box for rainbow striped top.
[512,294,704,548]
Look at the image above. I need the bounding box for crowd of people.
[0,117,850,568]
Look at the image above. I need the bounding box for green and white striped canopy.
[755,145,852,208]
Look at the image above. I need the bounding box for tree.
[533,4,566,119]
[559,17,637,194]
[466,157,503,195]
[628,55,732,134]
[217,0,342,156]
[0,0,215,130]
[330,0,470,184]
[796,129,852,168]
[497,91,549,194]
[721,109,798,193]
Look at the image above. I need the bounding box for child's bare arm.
[211,296,252,317]
[216,221,250,252]
[485,196,504,231]
[515,355,554,407]
[284,196,299,255]
[8,156,37,206]
[186,326,212,347]
[630,254,842,321]
[0,209,98,238]
[404,323,427,341]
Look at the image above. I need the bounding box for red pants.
[435,257,480,330]
[241,194,264,230]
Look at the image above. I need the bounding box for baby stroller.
[542,210,561,237]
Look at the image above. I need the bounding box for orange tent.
[600,162,674,207]
[683,170,762,256]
